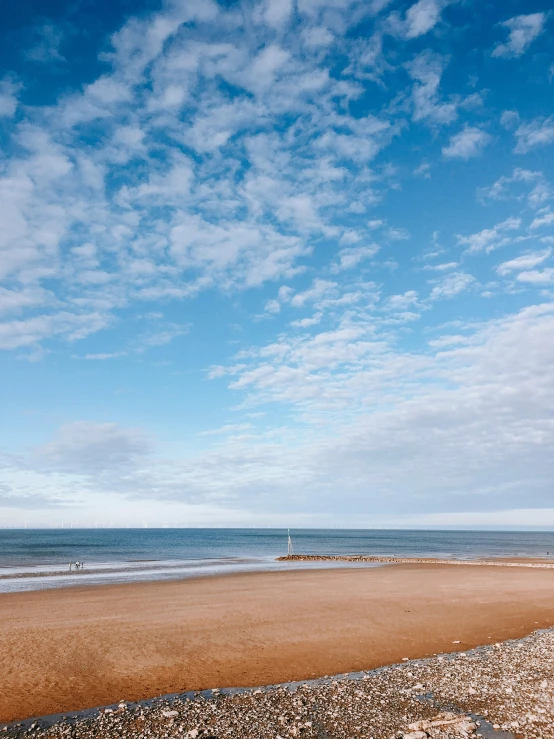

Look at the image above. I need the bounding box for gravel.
[6,628,554,739]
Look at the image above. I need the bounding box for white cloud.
[516,269,554,285]
[0,0,441,355]
[80,352,126,360]
[180,302,554,518]
[345,33,391,83]
[442,126,491,159]
[368,0,394,15]
[302,27,334,47]
[367,219,385,230]
[278,286,294,303]
[406,52,457,124]
[136,324,189,349]
[458,217,521,254]
[291,279,337,307]
[0,312,111,350]
[500,110,520,129]
[530,211,554,230]
[492,13,546,59]
[5,299,554,523]
[290,313,323,328]
[198,423,253,436]
[429,272,474,300]
[0,286,50,316]
[388,0,451,40]
[333,244,380,271]
[414,161,431,178]
[497,249,551,276]
[424,261,458,271]
[386,226,410,241]
[386,290,420,310]
[514,116,554,153]
[37,422,153,475]
[0,79,19,118]
[479,168,547,207]
[25,24,65,63]
[264,298,281,314]
[263,0,293,27]
[1,0,554,526]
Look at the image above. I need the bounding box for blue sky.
[0,0,553,528]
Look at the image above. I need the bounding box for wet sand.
[2,563,554,723]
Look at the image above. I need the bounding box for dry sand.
[2,563,554,724]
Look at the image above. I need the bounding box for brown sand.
[2,563,554,724]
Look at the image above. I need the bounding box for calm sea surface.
[1,528,554,593]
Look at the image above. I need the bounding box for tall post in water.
[287,528,294,556]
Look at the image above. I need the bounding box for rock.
[452,640,461,644]
[407,712,476,733]
[162,710,179,718]
[402,732,427,739]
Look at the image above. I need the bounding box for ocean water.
[1,528,554,593]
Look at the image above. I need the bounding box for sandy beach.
[2,562,554,725]
[8,627,554,738]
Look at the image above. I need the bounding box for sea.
[1,528,554,594]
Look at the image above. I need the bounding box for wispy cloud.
[516,269,554,284]
[492,13,546,59]
[442,126,491,159]
[479,167,548,207]
[25,24,66,63]
[514,115,554,153]
[429,272,474,300]
[0,78,19,118]
[2,0,554,525]
[458,217,521,254]
[406,51,458,124]
[497,249,552,276]
[388,0,453,40]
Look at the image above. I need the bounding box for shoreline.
[3,551,554,594]
[2,563,554,725]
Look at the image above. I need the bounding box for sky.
[0,0,553,529]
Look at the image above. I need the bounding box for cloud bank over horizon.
[0,0,553,528]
